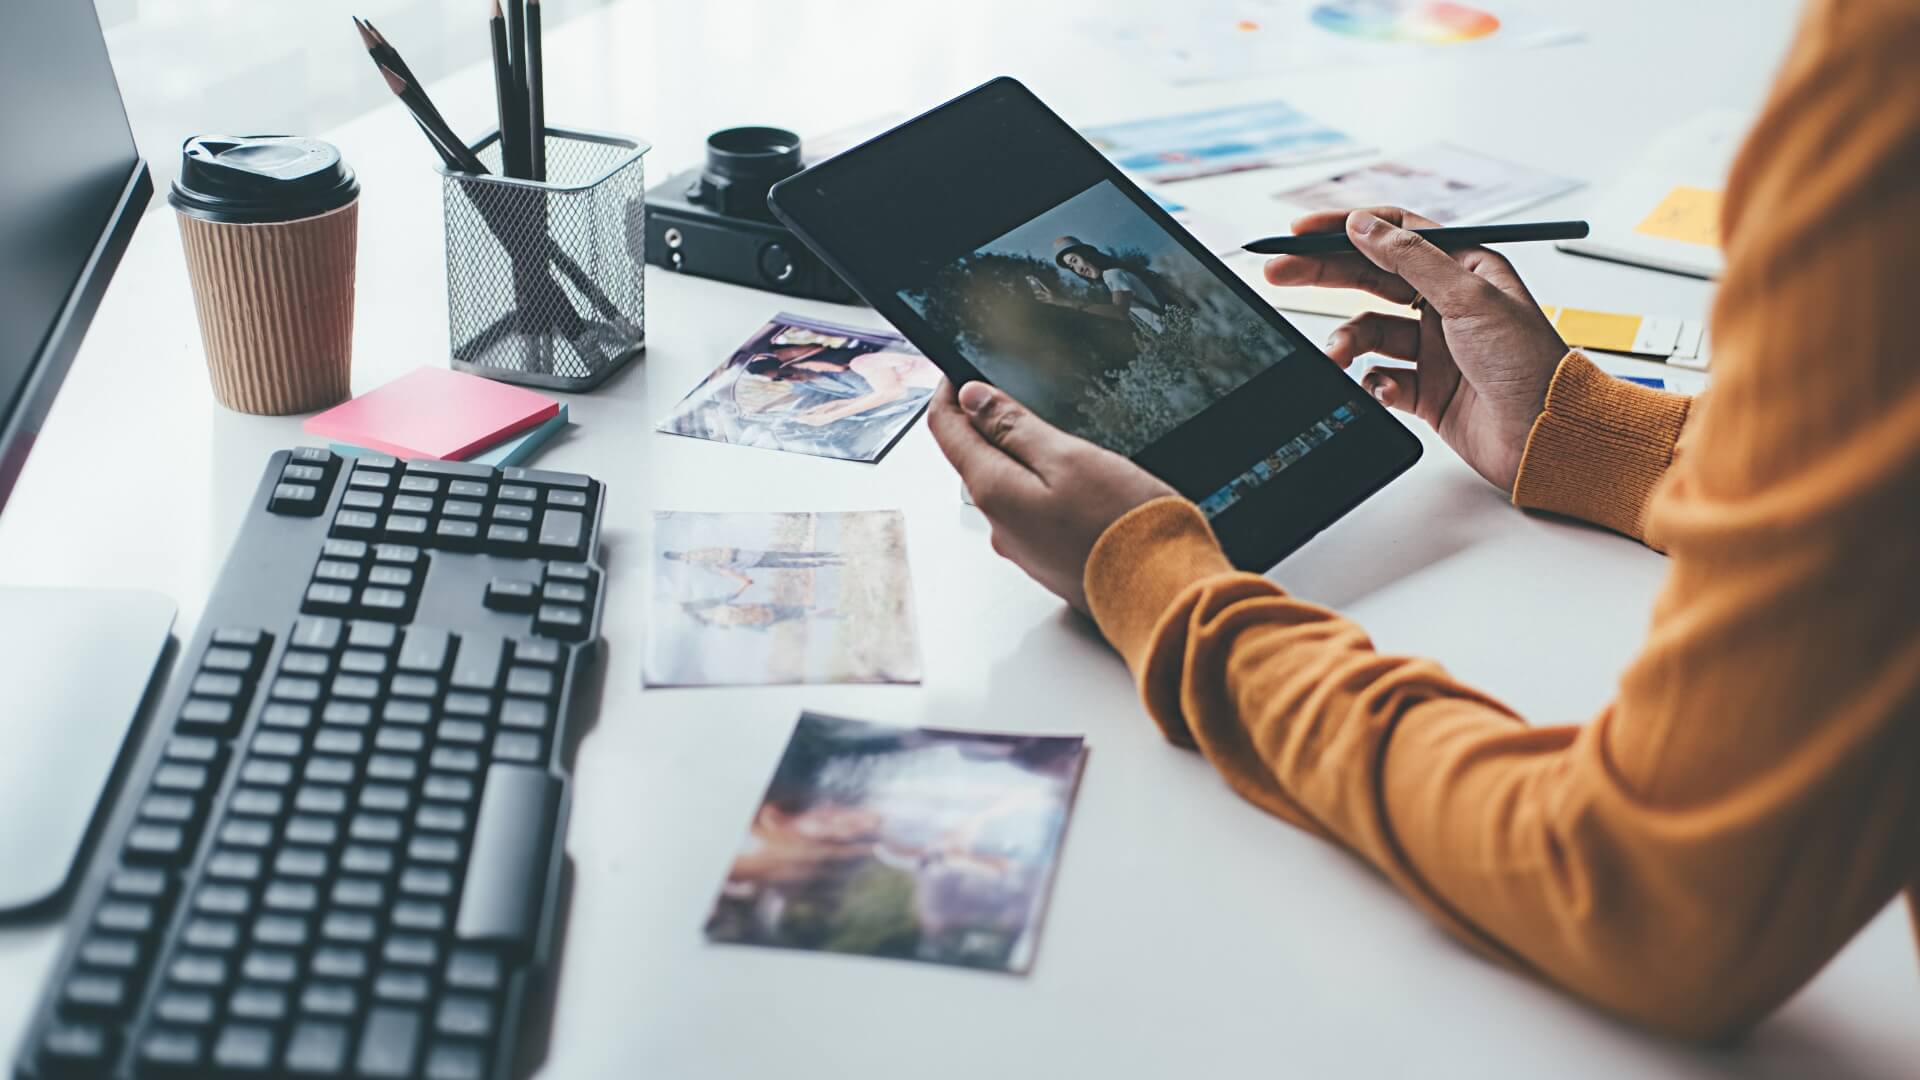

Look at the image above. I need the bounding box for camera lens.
[695,126,802,222]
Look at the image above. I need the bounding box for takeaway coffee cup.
[171,135,360,415]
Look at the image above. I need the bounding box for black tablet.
[769,77,1422,570]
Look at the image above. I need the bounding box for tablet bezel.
[769,76,1422,570]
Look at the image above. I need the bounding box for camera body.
[643,126,859,304]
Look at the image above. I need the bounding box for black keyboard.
[14,448,605,1080]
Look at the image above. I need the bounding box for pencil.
[489,0,521,176]
[375,61,489,175]
[526,0,546,181]
[505,0,530,178]
[1242,220,1590,256]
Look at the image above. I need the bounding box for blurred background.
[97,0,619,192]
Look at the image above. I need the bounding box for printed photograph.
[657,314,942,463]
[1276,142,1578,225]
[645,510,922,687]
[897,179,1302,456]
[705,712,1088,975]
[1079,99,1362,183]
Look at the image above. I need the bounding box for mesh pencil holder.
[441,127,651,391]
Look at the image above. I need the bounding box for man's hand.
[1264,207,1568,493]
[928,379,1176,613]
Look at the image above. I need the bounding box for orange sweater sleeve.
[1084,0,1920,1041]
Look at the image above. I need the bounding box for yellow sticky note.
[1553,308,1643,353]
[1634,186,1722,247]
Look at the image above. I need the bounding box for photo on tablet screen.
[896,179,1303,455]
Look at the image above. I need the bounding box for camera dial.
[690,126,802,223]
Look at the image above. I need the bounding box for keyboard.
[14,448,605,1080]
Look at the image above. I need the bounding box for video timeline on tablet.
[1195,400,1364,519]
[896,179,1317,457]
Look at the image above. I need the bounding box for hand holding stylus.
[1264,207,1570,493]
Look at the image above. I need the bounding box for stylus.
[1242,220,1590,256]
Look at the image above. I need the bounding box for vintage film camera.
[643,126,858,304]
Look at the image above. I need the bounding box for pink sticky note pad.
[303,367,559,461]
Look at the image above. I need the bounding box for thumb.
[1347,211,1485,318]
[958,381,1066,470]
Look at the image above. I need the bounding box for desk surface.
[4,1,1915,1076]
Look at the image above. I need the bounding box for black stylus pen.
[1242,220,1589,256]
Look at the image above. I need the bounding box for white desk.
[4,1,1915,1076]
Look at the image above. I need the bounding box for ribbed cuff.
[1512,351,1692,543]
[1084,497,1236,674]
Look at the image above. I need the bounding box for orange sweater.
[1082,0,1920,1041]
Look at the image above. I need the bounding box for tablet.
[769,77,1421,570]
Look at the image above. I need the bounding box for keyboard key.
[390,673,439,699]
[242,948,299,984]
[484,578,537,612]
[425,1042,488,1080]
[109,866,170,899]
[281,650,332,678]
[368,754,418,783]
[368,565,415,590]
[485,523,531,548]
[239,759,294,787]
[373,543,423,566]
[448,480,490,498]
[506,466,591,490]
[356,1006,423,1078]
[269,482,321,514]
[376,727,427,754]
[95,899,155,936]
[141,793,197,824]
[397,627,452,675]
[311,946,369,982]
[294,785,348,815]
[408,835,461,864]
[183,917,241,951]
[385,514,430,538]
[314,559,362,583]
[504,666,554,698]
[178,697,237,733]
[535,603,587,641]
[429,747,480,774]
[393,900,447,932]
[291,616,345,652]
[254,912,311,947]
[331,672,383,700]
[390,494,435,515]
[342,489,385,511]
[416,804,468,833]
[314,728,365,756]
[514,636,563,666]
[442,499,483,520]
[229,787,284,818]
[126,823,187,863]
[191,672,244,699]
[195,884,253,917]
[546,488,588,509]
[264,881,319,913]
[341,845,395,876]
[305,757,357,786]
[434,994,494,1039]
[497,483,537,504]
[535,509,585,558]
[490,503,533,524]
[438,720,485,746]
[252,730,303,757]
[154,762,212,793]
[493,732,543,763]
[220,819,273,848]
[500,698,550,732]
[408,458,494,480]
[544,561,592,584]
[434,519,479,546]
[339,648,392,675]
[456,764,560,952]
[373,969,430,1004]
[300,982,359,1019]
[348,620,401,651]
[169,952,227,987]
[382,935,439,968]
[138,1027,205,1071]
[450,634,505,692]
[284,1019,350,1075]
[542,581,588,605]
[444,949,502,992]
[398,475,441,495]
[321,539,368,561]
[212,1023,279,1071]
[291,447,337,466]
[207,850,264,882]
[360,784,412,813]
[78,935,141,971]
[229,984,289,1023]
[322,912,377,944]
[275,848,329,879]
[332,877,385,909]
[38,1021,114,1071]
[443,693,492,720]
[346,469,391,491]
[330,510,379,539]
[286,816,339,847]
[261,702,315,730]
[154,988,216,1026]
[323,701,374,727]
[400,867,454,898]
[61,972,128,1014]
[423,775,474,803]
[272,676,324,703]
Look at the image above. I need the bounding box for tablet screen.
[897,179,1300,459]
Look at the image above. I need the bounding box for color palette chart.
[1310,1,1502,43]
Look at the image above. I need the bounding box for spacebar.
[455,764,561,954]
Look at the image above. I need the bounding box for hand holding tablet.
[769,78,1422,570]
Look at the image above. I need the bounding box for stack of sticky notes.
[304,366,569,466]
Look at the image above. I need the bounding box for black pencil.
[489,0,521,176]
[526,0,545,181]
[504,0,530,178]
[1242,220,1590,256]
[375,61,489,175]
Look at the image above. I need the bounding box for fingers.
[927,381,1041,504]
[1345,210,1491,318]
[1263,252,1417,304]
[1323,312,1420,368]
[1361,365,1419,414]
[955,381,1072,474]
[1288,206,1443,236]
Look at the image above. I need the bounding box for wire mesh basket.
[441,127,650,391]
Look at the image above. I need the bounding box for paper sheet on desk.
[1084,0,1583,86]
[1229,258,1711,366]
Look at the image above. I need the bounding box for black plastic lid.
[169,135,359,224]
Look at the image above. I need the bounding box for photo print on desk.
[656,314,942,463]
[1275,143,1580,225]
[645,510,922,686]
[706,712,1088,975]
